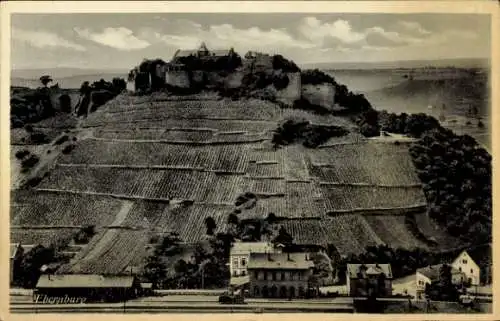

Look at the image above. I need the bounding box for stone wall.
[302,83,336,109]
[165,70,191,88]
[276,72,301,102]
[224,71,244,89]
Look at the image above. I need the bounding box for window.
[242,270,246,276]
[298,272,302,280]
[263,271,268,281]
[233,258,239,268]
[281,272,285,281]
[459,267,462,272]
[470,269,474,274]
[241,258,247,267]
[290,272,294,281]
[272,272,277,281]
[462,259,468,264]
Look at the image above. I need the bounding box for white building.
[415,264,463,300]
[229,242,281,278]
[451,244,492,286]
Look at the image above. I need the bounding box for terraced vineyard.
[322,185,426,213]
[308,141,421,186]
[363,215,430,250]
[57,140,250,173]
[11,228,77,248]
[10,91,464,274]
[280,215,384,256]
[11,190,123,227]
[37,165,245,203]
[59,229,151,275]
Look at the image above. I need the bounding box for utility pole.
[201,264,205,289]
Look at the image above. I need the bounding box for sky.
[10,13,491,70]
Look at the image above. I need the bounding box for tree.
[143,255,167,288]
[204,217,217,235]
[39,75,53,87]
[273,226,293,246]
[227,213,239,225]
[18,245,55,288]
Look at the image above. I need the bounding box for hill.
[301,57,490,71]
[11,91,463,276]
[12,73,127,89]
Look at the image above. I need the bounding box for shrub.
[301,69,336,85]
[30,132,49,144]
[272,55,300,72]
[21,154,39,169]
[15,150,30,160]
[273,74,290,90]
[58,94,72,113]
[62,144,76,154]
[272,117,349,148]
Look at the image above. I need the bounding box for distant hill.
[11,68,128,79]
[11,73,128,89]
[301,58,490,71]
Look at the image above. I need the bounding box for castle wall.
[224,71,244,89]
[276,72,301,102]
[165,70,191,88]
[302,83,335,109]
[127,80,135,92]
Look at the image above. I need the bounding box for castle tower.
[198,42,209,57]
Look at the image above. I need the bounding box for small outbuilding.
[34,274,141,303]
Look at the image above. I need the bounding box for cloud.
[298,17,365,47]
[74,27,150,50]
[397,21,432,35]
[12,28,86,51]
[297,17,424,50]
[143,20,314,55]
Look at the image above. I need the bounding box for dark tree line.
[410,128,491,243]
[272,117,349,148]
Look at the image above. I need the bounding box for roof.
[347,264,393,279]
[462,244,492,267]
[209,49,232,56]
[230,275,250,286]
[230,242,274,256]
[175,50,198,58]
[36,274,136,289]
[417,264,462,281]
[10,243,21,259]
[247,253,314,270]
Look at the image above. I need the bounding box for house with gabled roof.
[415,264,464,299]
[346,263,393,297]
[451,243,492,286]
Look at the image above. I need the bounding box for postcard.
[1,1,498,320]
